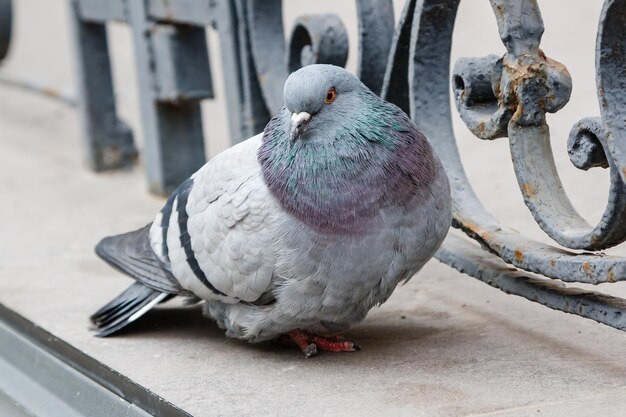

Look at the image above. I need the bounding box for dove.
[90,64,451,357]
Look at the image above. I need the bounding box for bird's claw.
[303,343,318,358]
[281,329,360,358]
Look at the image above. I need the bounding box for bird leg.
[281,329,361,358]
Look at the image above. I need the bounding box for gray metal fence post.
[211,0,248,143]
[128,0,212,195]
[0,0,11,61]
[69,0,137,171]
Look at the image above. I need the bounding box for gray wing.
[96,224,182,294]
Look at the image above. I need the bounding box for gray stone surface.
[2,1,626,416]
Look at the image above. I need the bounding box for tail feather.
[91,282,170,337]
[92,224,183,336]
[92,281,151,320]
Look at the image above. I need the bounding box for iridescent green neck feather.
[259,89,436,235]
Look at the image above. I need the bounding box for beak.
[290,112,311,142]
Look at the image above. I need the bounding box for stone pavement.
[2,1,626,416]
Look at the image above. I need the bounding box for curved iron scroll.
[245,0,394,118]
[376,0,626,331]
[378,0,626,285]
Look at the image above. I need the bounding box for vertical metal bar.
[127,0,207,195]
[0,0,11,61]
[246,0,286,115]
[356,0,394,95]
[380,0,419,114]
[233,0,271,140]
[211,0,249,143]
[69,0,136,171]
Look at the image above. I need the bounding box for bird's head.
[259,64,438,234]
[282,64,366,142]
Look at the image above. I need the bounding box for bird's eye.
[325,87,336,104]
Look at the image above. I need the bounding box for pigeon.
[91,64,451,357]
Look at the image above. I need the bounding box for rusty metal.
[440,234,626,331]
[401,0,626,332]
[67,0,626,331]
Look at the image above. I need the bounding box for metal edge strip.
[0,303,193,417]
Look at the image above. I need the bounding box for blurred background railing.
[67,0,396,195]
[0,0,10,62]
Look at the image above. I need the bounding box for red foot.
[281,329,361,358]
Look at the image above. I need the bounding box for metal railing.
[7,0,626,333]
[0,0,10,61]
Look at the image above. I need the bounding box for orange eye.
[325,87,336,104]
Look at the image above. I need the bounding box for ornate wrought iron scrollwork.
[450,0,626,254]
[242,0,394,123]
[378,0,626,331]
[445,0,626,260]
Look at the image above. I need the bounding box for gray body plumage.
[92,65,451,343]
